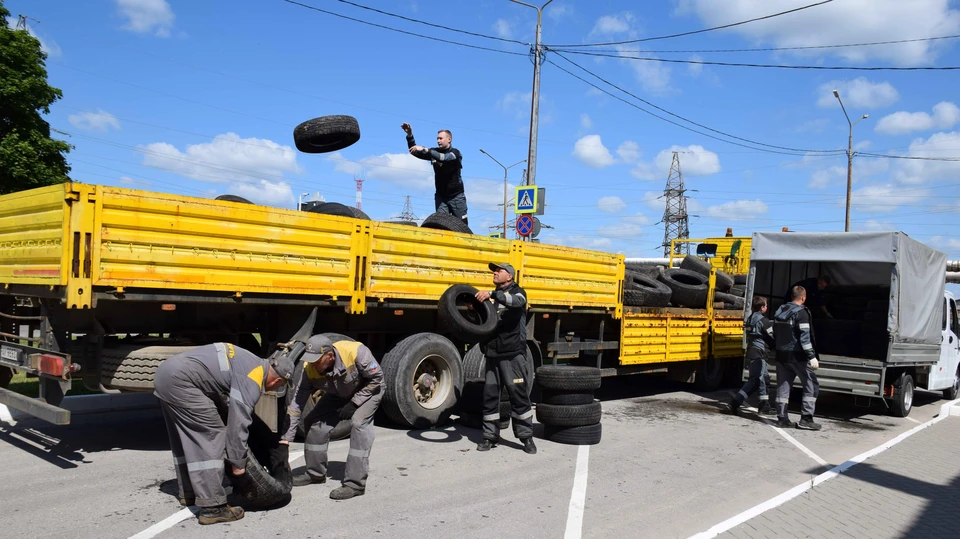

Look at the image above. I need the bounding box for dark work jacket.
[746,311,775,359]
[483,281,528,359]
[774,302,816,363]
[406,134,464,198]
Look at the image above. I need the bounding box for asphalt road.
[0,376,949,539]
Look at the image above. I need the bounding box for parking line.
[128,450,304,539]
[563,445,590,539]
[770,426,828,468]
[905,416,922,424]
[689,398,960,539]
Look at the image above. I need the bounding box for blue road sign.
[515,185,537,214]
[516,214,535,237]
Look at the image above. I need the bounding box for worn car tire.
[535,365,601,392]
[659,268,709,308]
[293,115,360,154]
[381,333,463,428]
[215,194,253,204]
[714,292,745,309]
[679,255,732,292]
[228,416,292,509]
[540,389,594,406]
[536,401,602,427]
[624,263,663,279]
[730,285,746,298]
[543,423,602,445]
[438,284,498,344]
[420,212,472,234]
[100,345,194,391]
[623,273,671,307]
[734,274,747,285]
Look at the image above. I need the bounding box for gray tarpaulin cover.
[751,232,946,345]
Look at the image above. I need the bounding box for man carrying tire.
[402,122,468,225]
[153,343,295,525]
[474,262,537,455]
[773,286,822,431]
[282,335,384,500]
[728,296,776,416]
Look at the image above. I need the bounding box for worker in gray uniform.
[773,286,822,431]
[728,296,777,416]
[154,343,295,525]
[282,334,384,500]
[475,261,536,455]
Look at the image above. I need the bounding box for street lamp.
[297,192,310,211]
[833,89,869,232]
[479,149,526,237]
[509,0,552,187]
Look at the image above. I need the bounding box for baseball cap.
[270,355,296,381]
[488,262,515,278]
[301,334,334,364]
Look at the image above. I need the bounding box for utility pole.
[479,149,525,237]
[661,152,690,257]
[297,192,310,211]
[510,0,552,187]
[354,177,363,210]
[832,89,869,232]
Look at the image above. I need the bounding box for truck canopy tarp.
[751,232,946,345]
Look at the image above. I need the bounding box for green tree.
[0,1,71,195]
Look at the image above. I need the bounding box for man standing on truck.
[786,275,832,319]
[154,343,295,525]
[282,334,384,500]
[402,122,468,225]
[728,296,777,416]
[475,262,537,455]
[773,286,822,431]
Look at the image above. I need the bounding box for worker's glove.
[339,401,358,420]
[808,357,820,371]
[268,443,291,474]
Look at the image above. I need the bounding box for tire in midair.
[380,333,463,428]
[420,212,472,234]
[437,284,498,344]
[658,268,709,309]
[293,115,360,154]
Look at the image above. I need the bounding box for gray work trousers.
[435,192,469,225]
[776,361,820,420]
[155,370,228,508]
[734,348,772,405]
[302,392,381,490]
[482,352,533,441]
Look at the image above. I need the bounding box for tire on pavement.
[542,423,602,445]
[293,115,361,154]
[420,212,472,234]
[438,284,498,344]
[623,273,671,307]
[536,401,602,427]
[539,389,595,406]
[229,415,292,509]
[100,345,194,391]
[658,268,709,309]
[889,373,914,417]
[381,333,463,428]
[535,365,601,392]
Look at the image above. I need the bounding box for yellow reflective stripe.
[332,341,362,369]
[246,365,264,389]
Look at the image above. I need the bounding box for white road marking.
[689,398,960,539]
[564,445,590,539]
[128,450,304,539]
[771,426,829,468]
[0,404,13,424]
[905,416,922,424]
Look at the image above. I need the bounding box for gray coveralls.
[153,343,269,508]
[773,303,820,420]
[482,282,533,442]
[732,311,776,407]
[283,341,383,490]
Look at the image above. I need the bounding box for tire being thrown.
[293,115,360,154]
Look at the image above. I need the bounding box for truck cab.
[922,290,960,399]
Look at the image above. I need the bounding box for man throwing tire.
[283,335,384,500]
[475,262,536,455]
[402,122,468,225]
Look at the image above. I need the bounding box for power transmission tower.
[354,178,363,210]
[15,15,28,30]
[398,196,418,222]
[661,152,690,257]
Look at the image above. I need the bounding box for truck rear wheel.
[889,373,914,417]
[0,366,12,389]
[381,333,463,428]
[101,345,194,391]
[694,357,724,391]
[944,366,959,400]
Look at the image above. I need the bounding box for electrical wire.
[857,152,960,162]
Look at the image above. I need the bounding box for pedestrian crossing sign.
[515,185,538,214]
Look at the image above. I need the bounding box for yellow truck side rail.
[669,236,752,275]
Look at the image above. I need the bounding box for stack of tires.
[535,365,603,445]
[674,254,743,310]
[623,270,672,307]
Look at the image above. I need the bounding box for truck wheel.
[293,115,360,154]
[438,284,498,344]
[536,401,602,427]
[693,357,724,391]
[890,373,914,417]
[535,365,601,392]
[0,366,12,389]
[381,333,463,428]
[420,212,472,234]
[101,345,194,391]
[623,273,671,307]
[944,366,959,400]
[543,423,602,445]
[659,269,709,308]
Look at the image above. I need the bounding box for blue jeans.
[436,192,468,225]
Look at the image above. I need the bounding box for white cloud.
[704,199,769,221]
[138,133,300,185]
[617,45,672,94]
[860,220,897,232]
[817,78,900,109]
[225,180,295,207]
[655,145,721,176]
[875,102,960,135]
[493,19,513,39]
[590,12,635,36]
[573,135,616,168]
[892,131,960,184]
[466,178,516,212]
[642,191,665,213]
[631,162,659,181]
[547,3,574,22]
[68,109,121,132]
[809,166,846,189]
[326,151,433,190]
[496,91,554,124]
[597,213,649,238]
[115,0,175,37]
[676,0,960,66]
[616,141,641,164]
[580,114,593,129]
[850,184,932,212]
[6,16,61,57]
[597,196,626,214]
[688,55,704,77]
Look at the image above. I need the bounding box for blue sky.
[9,0,960,261]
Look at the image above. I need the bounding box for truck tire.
[420,212,472,234]
[215,194,253,204]
[624,263,662,279]
[659,269,709,308]
[351,207,371,220]
[438,284,498,344]
[536,401,602,427]
[101,345,194,391]
[543,423,602,445]
[623,273,671,307]
[944,366,959,400]
[693,357,724,391]
[889,373,914,417]
[293,115,360,154]
[381,333,463,428]
[714,292,745,310]
[305,202,356,219]
[540,389,594,406]
[229,415,292,509]
[462,344,485,382]
[0,366,12,389]
[679,255,733,292]
[535,365,601,392]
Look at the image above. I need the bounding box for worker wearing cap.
[282,335,384,500]
[475,262,536,455]
[154,343,295,525]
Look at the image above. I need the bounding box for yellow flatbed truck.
[0,183,745,426]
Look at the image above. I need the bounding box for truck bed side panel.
[0,185,67,286]
[620,311,709,365]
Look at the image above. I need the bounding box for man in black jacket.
[773,286,822,431]
[474,262,536,455]
[402,122,468,225]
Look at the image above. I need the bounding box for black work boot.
[477,438,497,451]
[757,401,776,416]
[726,398,742,415]
[776,417,794,428]
[522,438,538,455]
[797,416,822,431]
[292,473,327,487]
[197,505,244,525]
[330,485,364,500]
